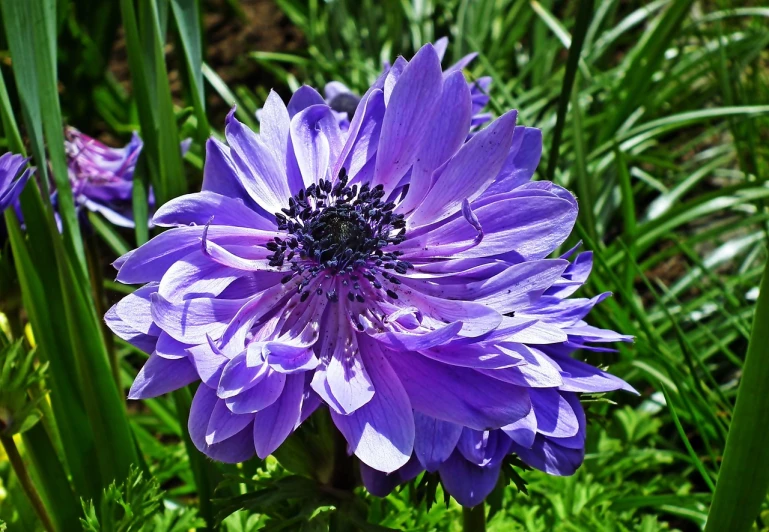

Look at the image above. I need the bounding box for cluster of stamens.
[266,168,413,303]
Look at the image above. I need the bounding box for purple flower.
[324,37,492,130]
[64,127,146,228]
[0,152,32,213]
[106,43,624,480]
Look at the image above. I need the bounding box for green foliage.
[0,341,47,436]
[705,260,769,531]
[80,466,205,532]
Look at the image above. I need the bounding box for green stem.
[174,387,218,530]
[0,434,55,532]
[22,423,82,531]
[462,503,486,532]
[329,425,357,491]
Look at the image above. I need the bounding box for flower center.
[267,169,412,302]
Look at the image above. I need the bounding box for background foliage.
[0,0,767,530]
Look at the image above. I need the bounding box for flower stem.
[0,434,55,532]
[462,503,486,532]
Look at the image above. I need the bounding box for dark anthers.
[267,168,413,300]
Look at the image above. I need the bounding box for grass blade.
[171,0,210,144]
[4,204,102,500]
[705,256,769,531]
[544,0,593,181]
[1,0,87,272]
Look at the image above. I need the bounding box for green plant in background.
[0,0,767,530]
[80,466,205,532]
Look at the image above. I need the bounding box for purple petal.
[551,356,637,394]
[529,388,579,438]
[287,86,326,117]
[265,344,319,373]
[325,344,375,415]
[150,293,247,344]
[128,353,198,399]
[188,385,256,463]
[419,342,525,370]
[502,408,537,448]
[105,305,158,354]
[360,454,423,497]
[372,44,443,192]
[549,393,587,450]
[189,338,228,387]
[115,225,277,284]
[480,345,563,387]
[201,137,256,207]
[519,293,611,327]
[398,260,568,315]
[513,435,584,476]
[444,52,478,75]
[414,412,462,472]
[408,110,517,226]
[399,195,577,261]
[433,37,449,61]
[154,332,188,359]
[115,284,160,337]
[225,369,286,414]
[253,373,305,458]
[383,57,407,104]
[206,399,254,444]
[217,352,269,398]
[494,318,568,344]
[482,127,543,198]
[438,450,500,508]
[201,228,284,272]
[260,90,291,162]
[393,290,501,337]
[158,250,245,303]
[311,303,374,414]
[396,71,472,215]
[333,89,385,183]
[387,350,531,430]
[360,456,424,497]
[331,339,414,473]
[369,321,463,351]
[153,191,274,229]
[290,104,343,187]
[225,110,293,213]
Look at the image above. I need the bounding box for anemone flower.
[0,152,32,213]
[360,248,636,507]
[324,37,491,129]
[64,127,146,227]
[106,43,611,478]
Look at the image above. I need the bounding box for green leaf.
[22,423,82,531]
[51,226,139,485]
[4,203,102,500]
[705,257,769,531]
[0,0,87,273]
[171,0,210,144]
[544,0,593,181]
[120,0,186,207]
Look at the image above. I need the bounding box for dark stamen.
[267,170,413,303]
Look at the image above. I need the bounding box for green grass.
[0,0,768,530]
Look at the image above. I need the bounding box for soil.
[106,0,304,137]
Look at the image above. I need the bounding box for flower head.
[324,37,492,130]
[0,152,32,213]
[64,127,145,227]
[106,43,630,481]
